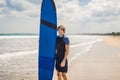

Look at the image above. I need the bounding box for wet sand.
[0,51,38,80]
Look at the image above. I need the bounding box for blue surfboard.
[38,0,57,80]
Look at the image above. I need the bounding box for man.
[55,25,70,80]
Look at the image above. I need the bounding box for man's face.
[58,28,64,36]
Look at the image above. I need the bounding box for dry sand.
[67,36,120,80]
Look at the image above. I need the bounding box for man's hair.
[57,25,65,33]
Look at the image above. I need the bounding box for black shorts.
[55,57,68,73]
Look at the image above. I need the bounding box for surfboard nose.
[42,0,56,11]
[41,0,57,28]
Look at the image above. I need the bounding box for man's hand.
[60,60,65,67]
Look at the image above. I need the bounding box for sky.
[0,0,120,34]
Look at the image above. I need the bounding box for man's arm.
[63,45,69,61]
[60,44,69,67]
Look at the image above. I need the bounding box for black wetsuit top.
[55,35,70,72]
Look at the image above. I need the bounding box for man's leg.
[62,73,68,80]
[57,71,62,80]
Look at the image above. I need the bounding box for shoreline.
[0,36,120,80]
[68,36,120,80]
[0,51,38,80]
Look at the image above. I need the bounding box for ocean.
[0,34,103,64]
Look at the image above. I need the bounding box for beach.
[0,51,38,80]
[0,36,38,80]
[68,36,120,80]
[0,35,120,80]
